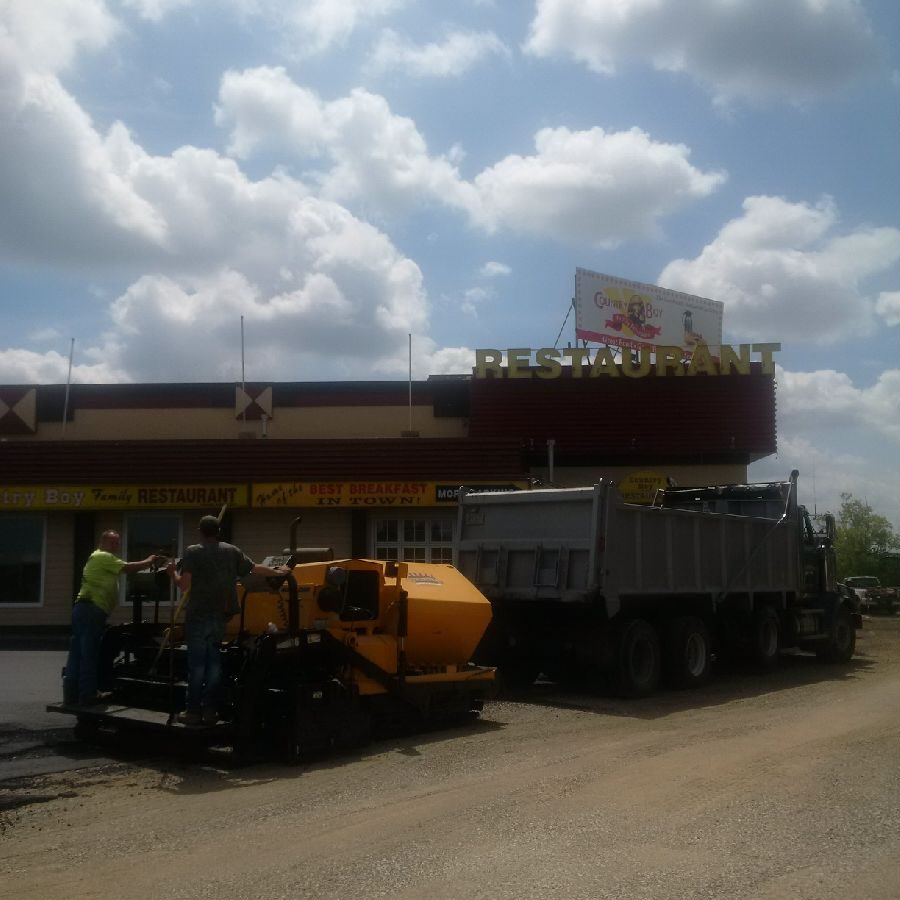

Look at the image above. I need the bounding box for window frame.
[370,511,455,565]
[0,514,47,608]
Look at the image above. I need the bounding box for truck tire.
[663,616,711,689]
[614,618,661,698]
[816,610,856,664]
[750,605,780,670]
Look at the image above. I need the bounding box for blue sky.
[1,0,899,527]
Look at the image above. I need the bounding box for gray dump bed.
[455,479,801,617]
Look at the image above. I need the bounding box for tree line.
[832,493,900,584]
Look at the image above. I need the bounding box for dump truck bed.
[455,480,802,616]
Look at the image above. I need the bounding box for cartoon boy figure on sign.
[627,295,647,330]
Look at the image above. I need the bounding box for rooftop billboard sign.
[575,268,723,354]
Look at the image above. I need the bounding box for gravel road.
[2,618,899,900]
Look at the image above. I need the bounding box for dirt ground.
[2,617,899,900]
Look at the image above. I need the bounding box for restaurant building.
[0,361,776,632]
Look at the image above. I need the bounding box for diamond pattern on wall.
[0,388,36,434]
[235,385,273,421]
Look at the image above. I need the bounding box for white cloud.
[114,0,405,54]
[122,0,192,22]
[93,190,430,381]
[659,196,900,343]
[215,67,327,160]
[750,431,900,527]
[0,347,127,384]
[775,365,900,443]
[271,0,406,56]
[426,346,477,376]
[480,261,511,278]
[101,257,424,381]
[217,70,725,244]
[776,367,867,429]
[0,65,168,264]
[526,0,878,105]
[0,38,432,383]
[471,126,725,245]
[460,286,492,317]
[876,291,900,327]
[215,68,477,217]
[367,28,510,77]
[0,0,118,75]
[750,365,900,527]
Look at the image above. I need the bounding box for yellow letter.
[589,346,620,377]
[563,347,590,377]
[621,346,652,378]
[507,348,532,378]
[686,343,718,376]
[719,344,751,375]
[535,348,562,379]
[475,349,502,379]
[655,346,684,377]
[752,343,781,375]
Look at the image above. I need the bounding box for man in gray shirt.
[167,515,288,726]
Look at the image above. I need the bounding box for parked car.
[841,576,898,615]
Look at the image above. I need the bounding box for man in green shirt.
[64,530,162,706]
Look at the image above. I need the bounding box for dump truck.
[455,470,860,697]
[49,527,495,761]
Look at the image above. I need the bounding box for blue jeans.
[185,615,226,713]
[64,601,108,704]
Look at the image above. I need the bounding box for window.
[0,515,45,606]
[122,514,182,605]
[373,515,454,564]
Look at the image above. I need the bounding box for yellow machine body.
[232,559,495,696]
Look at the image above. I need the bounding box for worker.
[167,515,289,726]
[64,530,163,706]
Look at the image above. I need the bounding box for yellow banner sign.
[252,481,530,508]
[0,484,248,511]
[618,471,668,505]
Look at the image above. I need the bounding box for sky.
[1,0,899,528]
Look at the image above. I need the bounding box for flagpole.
[61,338,74,439]
[241,315,246,423]
[408,333,412,432]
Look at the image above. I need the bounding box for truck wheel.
[615,619,660,698]
[663,616,711,689]
[750,605,780,669]
[816,610,856,664]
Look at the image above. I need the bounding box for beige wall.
[229,508,353,562]
[18,405,467,441]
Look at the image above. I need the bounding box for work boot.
[201,708,218,726]
[177,710,202,727]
